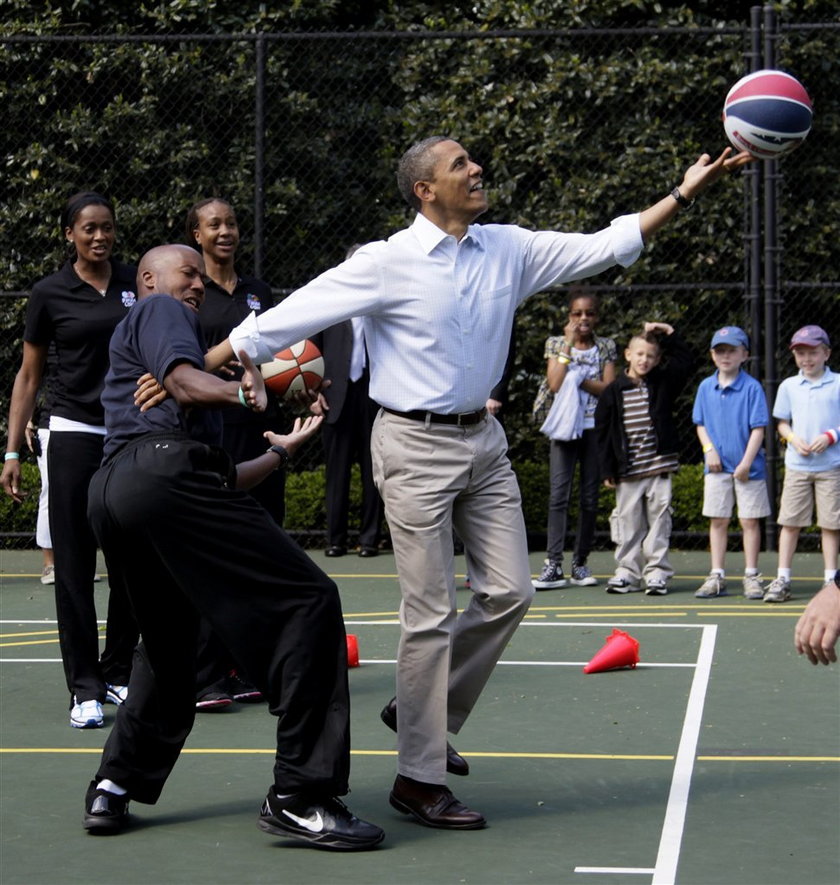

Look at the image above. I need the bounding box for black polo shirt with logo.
[24,259,137,426]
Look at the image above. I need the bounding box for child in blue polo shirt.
[692,326,771,598]
[765,325,840,603]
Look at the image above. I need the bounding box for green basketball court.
[1,548,838,885]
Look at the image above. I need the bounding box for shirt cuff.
[228,311,276,365]
[610,213,644,267]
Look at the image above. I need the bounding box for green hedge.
[4,457,819,549]
[0,456,706,543]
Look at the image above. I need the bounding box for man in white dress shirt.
[213,135,751,829]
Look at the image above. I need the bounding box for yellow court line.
[0,639,61,648]
[552,613,687,618]
[529,604,806,612]
[0,629,60,639]
[2,748,837,763]
[696,612,802,618]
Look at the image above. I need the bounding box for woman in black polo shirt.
[1,192,138,728]
[185,197,285,709]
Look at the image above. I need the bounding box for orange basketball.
[260,339,325,399]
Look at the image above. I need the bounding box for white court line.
[0,659,696,669]
[651,623,717,885]
[572,624,717,883]
[343,620,709,629]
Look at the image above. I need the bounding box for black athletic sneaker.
[258,788,385,851]
[227,672,264,703]
[83,780,130,834]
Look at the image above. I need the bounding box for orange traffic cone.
[583,628,640,674]
[346,634,360,668]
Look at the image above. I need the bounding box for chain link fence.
[2,13,838,550]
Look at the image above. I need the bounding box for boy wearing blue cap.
[765,325,840,603]
[692,326,771,598]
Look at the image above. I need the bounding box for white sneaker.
[645,579,669,596]
[40,565,55,585]
[70,698,104,729]
[105,684,128,705]
[695,573,726,598]
[742,573,765,599]
[606,575,641,594]
[763,576,791,603]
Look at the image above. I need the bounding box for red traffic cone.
[346,634,360,668]
[583,628,640,674]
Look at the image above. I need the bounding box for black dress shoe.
[380,697,470,777]
[389,775,485,829]
[358,546,379,558]
[325,546,347,557]
[83,780,130,834]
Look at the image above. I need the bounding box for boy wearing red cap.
[766,325,840,602]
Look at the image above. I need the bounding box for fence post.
[254,30,267,281]
[746,5,763,382]
[762,4,781,552]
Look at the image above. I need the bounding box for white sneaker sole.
[606,584,641,594]
[570,577,598,586]
[531,580,567,590]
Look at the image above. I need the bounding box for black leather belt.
[383,407,487,426]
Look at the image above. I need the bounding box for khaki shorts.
[777,468,840,529]
[702,472,771,519]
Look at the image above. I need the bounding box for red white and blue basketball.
[260,339,324,399]
[722,69,813,159]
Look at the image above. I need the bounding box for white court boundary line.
[2,617,716,883]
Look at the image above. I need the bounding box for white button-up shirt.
[230,211,643,413]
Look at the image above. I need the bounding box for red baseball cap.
[789,325,830,349]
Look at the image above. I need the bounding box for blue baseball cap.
[710,326,749,349]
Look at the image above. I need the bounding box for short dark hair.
[396,135,452,211]
[185,197,233,248]
[60,192,115,233]
[567,290,601,311]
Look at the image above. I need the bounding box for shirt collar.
[715,368,746,390]
[796,367,832,386]
[411,212,484,254]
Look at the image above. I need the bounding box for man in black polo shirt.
[82,244,384,851]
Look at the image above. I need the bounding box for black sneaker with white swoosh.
[258,788,385,851]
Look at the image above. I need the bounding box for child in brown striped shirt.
[594,323,695,595]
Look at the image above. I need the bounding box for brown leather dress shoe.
[380,697,470,776]
[390,775,486,829]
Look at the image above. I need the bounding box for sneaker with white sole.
[71,698,104,729]
[40,565,55,585]
[258,788,385,851]
[742,573,765,600]
[105,684,128,705]
[532,559,567,590]
[645,579,669,596]
[695,573,726,598]
[763,576,791,603]
[570,563,598,586]
[606,575,641,594]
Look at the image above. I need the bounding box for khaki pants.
[371,410,534,784]
[610,473,674,583]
